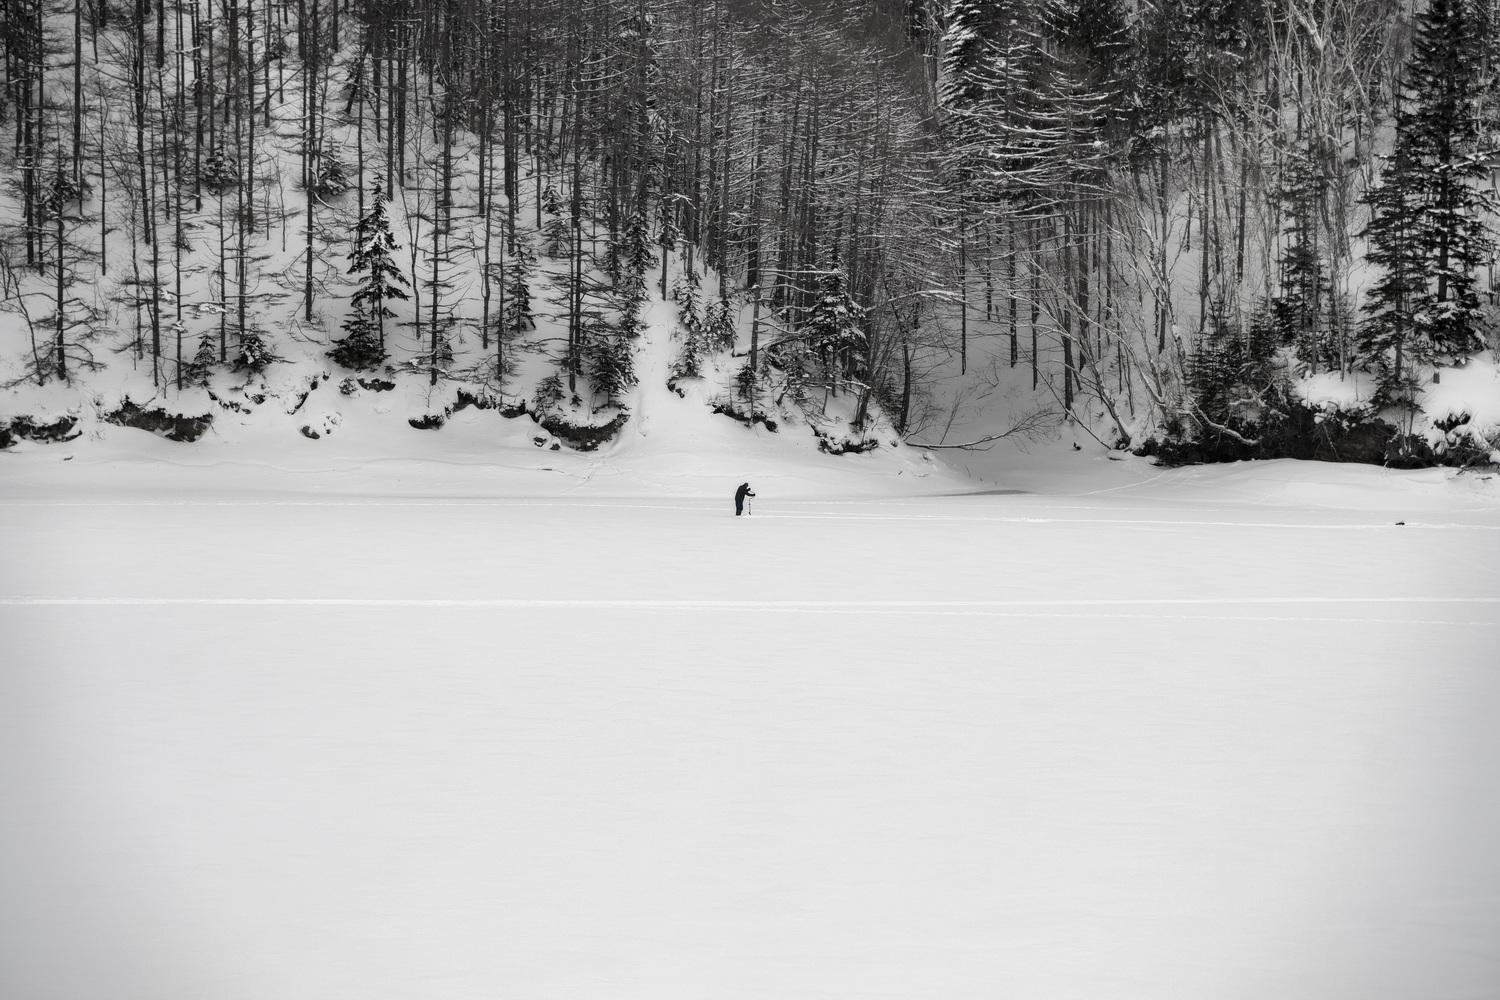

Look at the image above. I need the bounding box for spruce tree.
[940,1,1019,111]
[703,298,736,352]
[1360,92,1429,402]
[587,312,638,405]
[1274,141,1334,371]
[541,184,569,257]
[939,0,1037,194]
[1402,0,1496,358]
[502,235,536,338]
[330,182,408,371]
[234,331,279,373]
[183,330,219,387]
[590,213,648,406]
[201,134,238,193]
[803,261,868,392]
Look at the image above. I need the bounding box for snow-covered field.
[3,415,1499,1000]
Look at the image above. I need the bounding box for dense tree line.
[923,0,1500,458]
[1,0,1497,460]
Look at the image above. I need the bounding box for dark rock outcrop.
[104,400,214,442]
[5,415,82,445]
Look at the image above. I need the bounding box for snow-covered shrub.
[309,157,351,197]
[234,333,279,373]
[200,138,238,192]
[533,371,566,416]
[182,332,219,387]
[328,321,388,372]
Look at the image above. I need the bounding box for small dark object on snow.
[735,482,756,516]
[1396,521,1405,525]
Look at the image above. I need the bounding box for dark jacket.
[735,483,755,503]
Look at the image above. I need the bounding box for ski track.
[1,499,1495,530]
[4,596,1498,608]
[4,596,1497,628]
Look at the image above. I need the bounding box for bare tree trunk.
[958,199,967,374]
[73,0,84,192]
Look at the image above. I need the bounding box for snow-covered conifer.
[329,182,408,371]
[183,331,220,387]
[234,331,278,373]
[541,185,569,258]
[503,236,537,338]
[1398,0,1496,358]
[803,260,867,388]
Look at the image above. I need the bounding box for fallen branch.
[1193,409,1261,448]
[909,405,1058,450]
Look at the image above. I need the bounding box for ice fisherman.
[734,482,756,516]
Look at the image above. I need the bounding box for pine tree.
[1273,139,1334,371]
[201,133,238,193]
[590,213,649,406]
[1187,296,1285,439]
[802,260,868,392]
[668,274,707,379]
[502,235,536,338]
[938,0,1037,194]
[329,182,408,371]
[940,1,1020,111]
[625,210,654,294]
[183,330,219,387]
[540,184,569,257]
[1400,0,1496,358]
[1360,92,1429,403]
[234,331,278,373]
[533,370,565,416]
[587,308,638,406]
[703,298,736,353]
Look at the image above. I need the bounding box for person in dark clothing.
[734,482,756,516]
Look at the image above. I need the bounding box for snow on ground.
[3,341,1500,1000]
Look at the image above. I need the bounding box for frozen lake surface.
[3,446,1499,1000]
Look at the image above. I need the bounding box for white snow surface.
[3,356,1500,1000]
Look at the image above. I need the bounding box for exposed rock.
[6,415,82,445]
[104,400,213,442]
[453,389,498,412]
[454,389,528,418]
[712,400,778,433]
[535,409,630,452]
[816,433,879,456]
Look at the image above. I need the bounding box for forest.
[1,0,1498,464]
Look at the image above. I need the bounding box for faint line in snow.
[3,597,1498,608]
[3,499,1494,530]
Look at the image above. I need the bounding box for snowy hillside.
[6,0,1500,474]
[0,0,910,475]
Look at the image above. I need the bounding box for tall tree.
[330,182,410,370]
